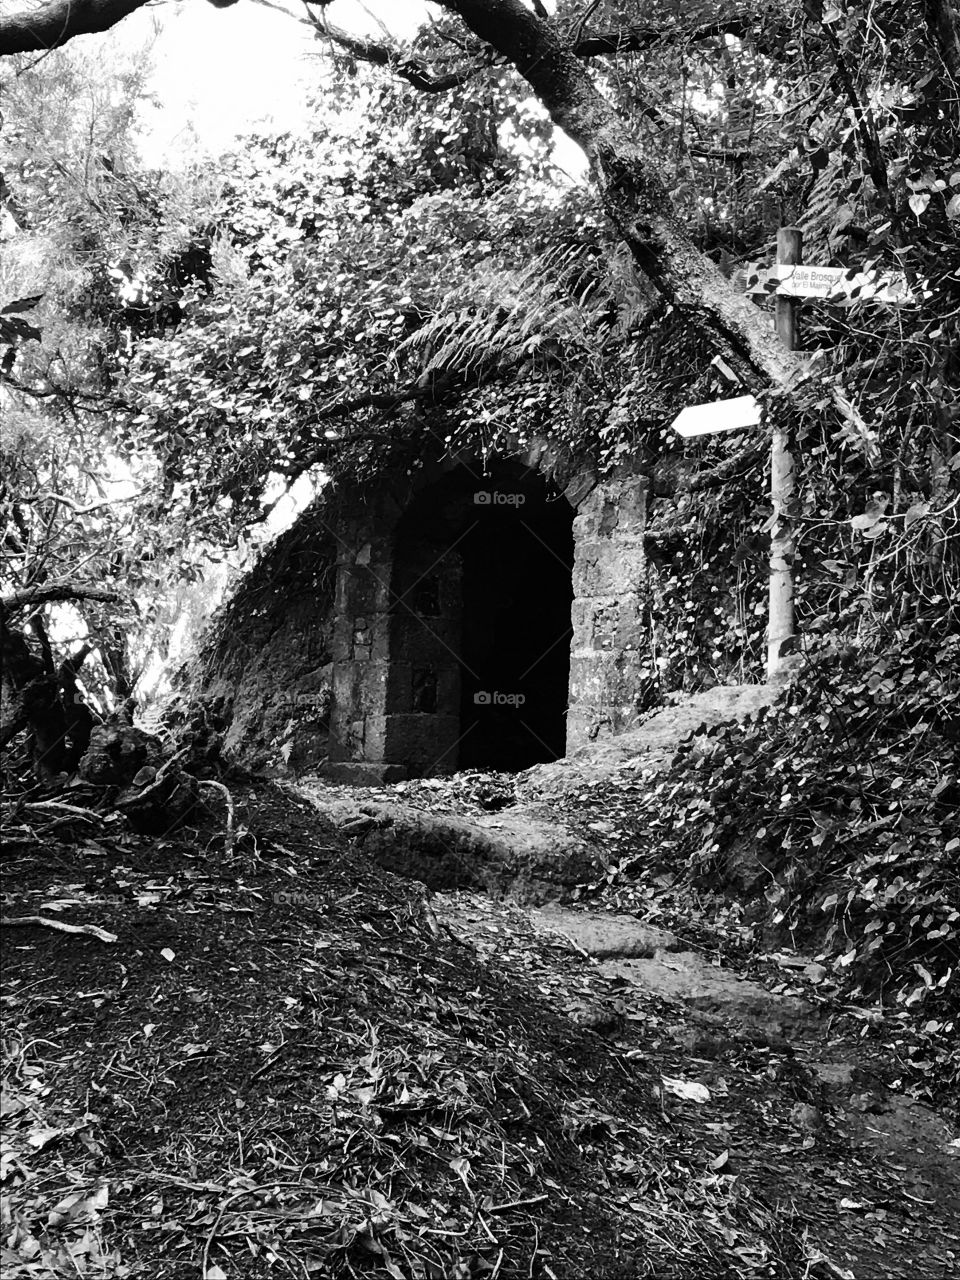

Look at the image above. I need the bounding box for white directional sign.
[671,394,762,438]
[746,263,912,304]
[775,263,911,302]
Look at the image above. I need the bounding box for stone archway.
[384,461,574,776]
[326,456,650,784]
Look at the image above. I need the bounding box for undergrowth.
[604,623,960,1098]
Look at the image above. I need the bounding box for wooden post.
[767,227,801,680]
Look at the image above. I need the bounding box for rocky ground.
[1,687,957,1278]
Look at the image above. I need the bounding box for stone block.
[567,649,648,743]
[573,537,644,596]
[364,713,388,756]
[573,478,647,539]
[294,662,333,695]
[563,470,597,508]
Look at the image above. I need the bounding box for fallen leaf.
[27,1125,63,1150]
[662,1076,711,1104]
[47,1183,109,1227]
[0,1089,29,1118]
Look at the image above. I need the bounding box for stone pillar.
[327,532,403,783]
[566,476,649,747]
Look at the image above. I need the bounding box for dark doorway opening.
[457,468,574,771]
[387,461,573,775]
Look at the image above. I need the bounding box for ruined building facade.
[198,445,655,780]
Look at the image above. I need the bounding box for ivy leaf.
[850,511,883,531]
[0,294,44,315]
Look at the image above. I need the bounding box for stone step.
[529,905,679,958]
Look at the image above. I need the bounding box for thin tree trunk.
[926,0,960,82]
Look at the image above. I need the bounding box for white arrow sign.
[671,394,762,438]
[745,263,912,304]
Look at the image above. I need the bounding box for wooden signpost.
[669,226,891,681]
[768,227,801,681]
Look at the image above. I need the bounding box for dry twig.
[0,914,117,942]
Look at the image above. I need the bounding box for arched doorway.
[387,462,574,775]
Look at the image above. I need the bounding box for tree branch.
[0,0,149,56]
[309,15,481,92]
[58,641,93,687]
[679,438,766,493]
[820,25,889,203]
[309,10,759,99]
[1,584,123,614]
[28,490,143,516]
[2,0,793,392]
[432,0,795,389]
[572,18,753,58]
[0,0,765,60]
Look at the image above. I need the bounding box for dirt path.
[294,676,959,1278]
[434,892,960,1280]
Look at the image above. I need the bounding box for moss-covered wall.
[192,503,336,772]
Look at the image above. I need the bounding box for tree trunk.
[1,621,94,780]
[436,0,797,388]
[1,624,45,750]
[926,0,960,83]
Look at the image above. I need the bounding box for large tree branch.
[1,584,123,614]
[2,0,791,390]
[573,18,753,57]
[0,0,148,55]
[0,0,763,60]
[309,10,763,102]
[432,0,795,389]
[310,377,440,424]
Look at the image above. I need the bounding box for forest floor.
[2,768,958,1280]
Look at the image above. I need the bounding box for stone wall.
[193,506,336,773]
[327,508,406,783]
[567,474,650,744]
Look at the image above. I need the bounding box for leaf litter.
[1,781,957,1279]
